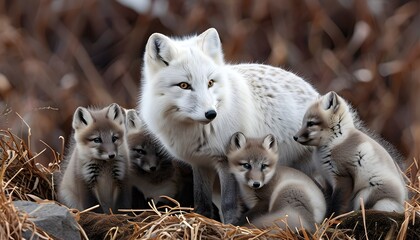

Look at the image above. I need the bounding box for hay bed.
[1,129,420,240]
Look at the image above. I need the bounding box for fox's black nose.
[253,182,261,188]
[205,110,217,120]
[108,153,116,159]
[293,136,299,141]
[150,166,156,172]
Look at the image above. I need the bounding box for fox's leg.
[358,185,405,213]
[372,198,404,212]
[218,161,239,224]
[116,183,132,212]
[192,165,216,219]
[131,187,148,209]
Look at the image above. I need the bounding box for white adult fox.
[294,91,407,214]
[139,28,319,223]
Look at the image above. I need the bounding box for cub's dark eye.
[307,121,318,127]
[178,82,191,90]
[112,135,119,143]
[91,137,102,143]
[241,163,251,170]
[208,79,215,88]
[134,148,146,155]
[261,164,269,170]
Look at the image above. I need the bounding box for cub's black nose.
[293,136,298,141]
[108,153,116,159]
[150,166,156,172]
[205,110,217,120]
[253,182,261,188]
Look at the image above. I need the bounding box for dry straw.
[0,124,419,239]
[0,130,54,239]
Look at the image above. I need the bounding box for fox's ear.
[322,91,340,113]
[126,109,142,133]
[229,132,247,152]
[106,103,125,126]
[262,134,277,153]
[72,107,93,130]
[145,33,174,68]
[197,28,224,65]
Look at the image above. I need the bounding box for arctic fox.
[227,132,326,232]
[125,109,193,208]
[139,28,319,223]
[294,91,407,214]
[58,103,131,213]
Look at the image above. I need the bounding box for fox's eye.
[134,148,146,155]
[241,163,251,170]
[208,79,215,88]
[307,121,317,127]
[261,164,269,170]
[178,82,191,90]
[91,137,102,143]
[112,135,119,143]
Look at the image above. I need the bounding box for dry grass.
[0,128,60,202]
[0,124,419,239]
[0,130,55,239]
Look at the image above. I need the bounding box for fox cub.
[227,132,326,232]
[58,103,131,213]
[125,109,193,208]
[139,27,320,223]
[294,91,407,214]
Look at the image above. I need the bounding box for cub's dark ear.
[106,103,125,125]
[197,28,224,65]
[322,91,340,113]
[262,134,277,153]
[126,109,142,133]
[145,33,174,67]
[229,132,247,152]
[72,107,93,130]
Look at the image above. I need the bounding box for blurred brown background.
[0,0,418,167]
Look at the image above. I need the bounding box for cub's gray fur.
[294,91,407,214]
[227,132,326,232]
[125,109,193,208]
[58,103,130,213]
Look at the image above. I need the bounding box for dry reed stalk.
[0,141,52,239]
[0,128,60,201]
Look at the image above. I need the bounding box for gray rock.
[13,200,81,240]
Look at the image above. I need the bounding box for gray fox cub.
[227,132,326,232]
[294,91,407,214]
[58,103,130,213]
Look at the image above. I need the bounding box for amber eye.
[208,79,215,88]
[178,82,190,89]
